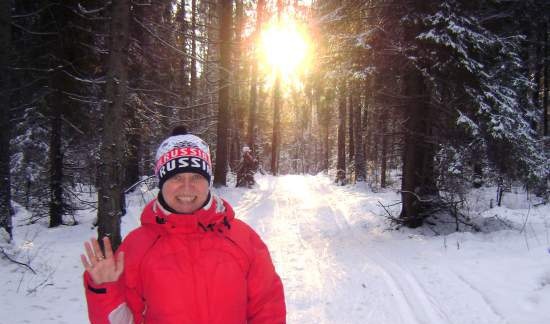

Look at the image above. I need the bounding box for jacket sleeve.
[83,247,138,324]
[246,230,286,324]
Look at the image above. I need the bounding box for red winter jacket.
[84,195,286,324]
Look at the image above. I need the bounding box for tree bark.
[270,0,283,175]
[363,91,370,170]
[247,61,258,149]
[97,0,131,250]
[46,3,73,228]
[191,0,198,104]
[203,0,219,130]
[399,69,437,227]
[230,0,244,169]
[317,86,330,173]
[247,0,265,149]
[48,103,63,227]
[544,21,548,137]
[348,92,354,164]
[213,0,233,186]
[336,81,347,185]
[354,95,366,182]
[380,115,388,188]
[174,1,189,121]
[123,112,140,190]
[323,102,330,173]
[532,27,543,120]
[0,0,13,239]
[271,74,282,175]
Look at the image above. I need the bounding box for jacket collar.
[141,194,235,234]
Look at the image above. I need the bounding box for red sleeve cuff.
[84,271,121,294]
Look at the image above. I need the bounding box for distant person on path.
[80,127,286,324]
[237,146,258,188]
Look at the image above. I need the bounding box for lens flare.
[259,18,311,85]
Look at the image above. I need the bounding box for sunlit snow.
[1,174,549,324]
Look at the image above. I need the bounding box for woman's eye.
[171,174,184,182]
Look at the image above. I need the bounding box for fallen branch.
[520,204,531,234]
[0,248,37,274]
[377,200,401,224]
[491,213,516,230]
[399,190,434,203]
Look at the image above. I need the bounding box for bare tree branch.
[0,248,37,274]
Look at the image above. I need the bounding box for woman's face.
[161,173,209,213]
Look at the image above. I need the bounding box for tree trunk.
[0,0,13,239]
[46,3,72,228]
[544,21,548,137]
[270,0,283,176]
[230,0,244,170]
[247,61,258,148]
[323,100,330,173]
[399,69,437,227]
[317,86,329,173]
[532,28,543,120]
[348,92,354,164]
[247,0,265,149]
[48,102,64,227]
[213,0,233,187]
[380,116,388,188]
[97,0,131,250]
[271,74,282,175]
[363,92,370,173]
[203,0,219,130]
[123,113,140,190]
[174,1,189,122]
[191,0,198,104]
[304,85,314,174]
[336,81,347,185]
[354,97,366,182]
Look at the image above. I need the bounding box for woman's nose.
[178,179,190,189]
[177,176,194,190]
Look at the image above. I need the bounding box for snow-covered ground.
[1,174,549,324]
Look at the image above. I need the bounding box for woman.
[81,127,286,324]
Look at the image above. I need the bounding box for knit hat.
[155,127,213,188]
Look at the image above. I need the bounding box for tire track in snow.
[268,176,419,323]
[451,271,509,324]
[234,175,506,324]
[320,179,506,324]
[317,181,445,324]
[267,177,336,323]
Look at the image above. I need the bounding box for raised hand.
[80,236,124,285]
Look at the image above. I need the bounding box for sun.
[259,18,311,84]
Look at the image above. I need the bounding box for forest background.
[0,0,548,248]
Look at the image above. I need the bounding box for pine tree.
[270,0,284,176]
[247,0,266,151]
[96,0,131,250]
[0,0,13,239]
[214,0,233,186]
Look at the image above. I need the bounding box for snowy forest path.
[235,175,507,324]
[4,175,547,324]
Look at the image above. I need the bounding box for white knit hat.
[155,127,212,188]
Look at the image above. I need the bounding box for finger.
[103,237,114,259]
[80,254,91,270]
[92,237,104,259]
[84,241,97,266]
[115,251,125,275]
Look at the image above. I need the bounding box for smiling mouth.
[175,196,196,203]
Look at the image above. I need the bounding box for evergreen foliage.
[1,0,547,236]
